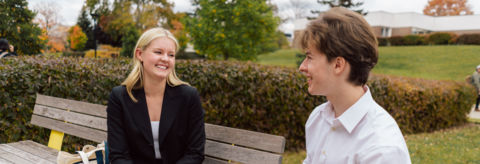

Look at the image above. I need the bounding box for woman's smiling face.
[136,37,176,81]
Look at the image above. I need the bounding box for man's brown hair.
[295,7,378,86]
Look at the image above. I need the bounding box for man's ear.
[135,48,143,62]
[334,57,346,74]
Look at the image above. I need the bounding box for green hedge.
[388,36,405,46]
[403,35,427,45]
[377,37,388,46]
[0,56,475,151]
[458,34,480,45]
[429,32,456,45]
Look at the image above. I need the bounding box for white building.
[294,11,480,38]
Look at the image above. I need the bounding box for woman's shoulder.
[173,84,198,93]
[111,85,127,95]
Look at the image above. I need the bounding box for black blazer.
[106,84,205,164]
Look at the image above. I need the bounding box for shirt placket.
[319,120,338,163]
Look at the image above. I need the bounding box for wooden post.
[47,130,64,151]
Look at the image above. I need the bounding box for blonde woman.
[107,28,205,164]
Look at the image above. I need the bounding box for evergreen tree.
[312,0,367,16]
[0,0,46,55]
[121,25,140,57]
[76,6,95,50]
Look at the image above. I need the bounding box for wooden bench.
[0,94,286,164]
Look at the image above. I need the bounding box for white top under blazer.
[151,121,161,159]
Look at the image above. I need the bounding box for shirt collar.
[337,85,374,133]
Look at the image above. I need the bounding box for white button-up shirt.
[303,86,411,164]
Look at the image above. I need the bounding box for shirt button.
[323,151,326,154]
[332,127,336,131]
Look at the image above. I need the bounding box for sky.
[27,0,480,34]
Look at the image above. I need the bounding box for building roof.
[294,11,480,32]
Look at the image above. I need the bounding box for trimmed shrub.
[428,32,457,45]
[388,36,404,46]
[458,34,480,45]
[377,37,388,46]
[403,35,427,45]
[0,56,475,151]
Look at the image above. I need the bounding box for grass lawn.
[257,49,301,68]
[257,45,480,81]
[282,123,480,164]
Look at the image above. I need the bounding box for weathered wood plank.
[205,123,286,153]
[31,115,107,143]
[7,142,57,163]
[0,157,14,164]
[36,94,107,118]
[16,141,58,158]
[204,140,282,164]
[33,105,107,131]
[203,157,231,164]
[0,148,34,164]
[0,145,53,164]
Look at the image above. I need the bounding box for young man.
[472,65,480,111]
[296,7,411,164]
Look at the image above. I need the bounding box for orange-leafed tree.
[33,1,65,53]
[423,0,474,16]
[67,26,88,51]
[169,14,189,54]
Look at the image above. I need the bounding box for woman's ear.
[334,57,346,74]
[135,48,143,62]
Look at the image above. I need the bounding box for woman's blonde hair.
[122,27,190,102]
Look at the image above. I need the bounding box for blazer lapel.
[158,85,182,146]
[124,88,153,145]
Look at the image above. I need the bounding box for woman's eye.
[156,51,162,54]
[169,54,175,57]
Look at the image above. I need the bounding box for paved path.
[468,105,480,119]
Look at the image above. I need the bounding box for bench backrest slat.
[35,94,107,118]
[205,123,285,154]
[205,140,282,164]
[34,105,107,131]
[31,115,107,143]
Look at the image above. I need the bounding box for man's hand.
[9,45,14,52]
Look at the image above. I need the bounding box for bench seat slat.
[34,105,107,131]
[7,142,57,163]
[17,141,59,158]
[205,123,285,153]
[205,140,282,164]
[0,145,54,164]
[0,157,15,164]
[203,157,231,164]
[0,148,35,164]
[36,94,107,118]
[31,115,107,143]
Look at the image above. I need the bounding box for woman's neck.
[326,84,365,118]
[143,75,167,97]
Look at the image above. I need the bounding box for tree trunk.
[224,51,229,61]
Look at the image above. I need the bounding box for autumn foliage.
[423,0,474,16]
[67,26,88,51]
